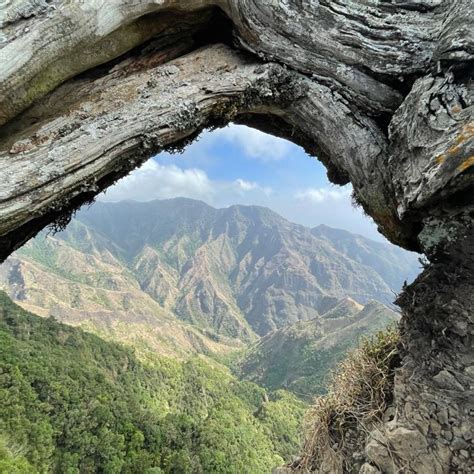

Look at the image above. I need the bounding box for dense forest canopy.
[0,292,306,473]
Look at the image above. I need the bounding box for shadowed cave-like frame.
[0,1,472,470]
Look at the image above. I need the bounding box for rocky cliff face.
[379,235,474,473]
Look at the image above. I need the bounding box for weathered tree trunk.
[370,227,474,473]
[0,1,473,472]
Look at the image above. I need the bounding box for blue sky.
[100,124,383,241]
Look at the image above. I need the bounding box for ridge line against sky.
[87,197,390,246]
[99,124,383,242]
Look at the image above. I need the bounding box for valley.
[236,298,399,399]
[0,292,306,473]
[0,198,419,471]
[1,198,417,363]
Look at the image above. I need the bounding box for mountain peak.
[4,198,416,343]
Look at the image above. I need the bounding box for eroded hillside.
[0,199,418,359]
[236,298,399,399]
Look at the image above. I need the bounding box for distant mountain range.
[0,198,418,361]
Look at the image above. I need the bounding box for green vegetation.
[0,292,306,473]
[0,434,34,473]
[235,300,400,400]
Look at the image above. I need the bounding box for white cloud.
[100,161,214,202]
[99,161,273,205]
[235,179,257,192]
[234,179,273,196]
[295,186,352,203]
[211,125,294,161]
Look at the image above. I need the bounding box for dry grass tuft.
[296,327,400,473]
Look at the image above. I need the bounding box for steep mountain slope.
[0,199,418,345]
[312,225,420,292]
[0,230,244,360]
[0,292,306,473]
[235,299,400,399]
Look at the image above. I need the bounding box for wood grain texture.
[0,45,303,243]
[0,1,473,472]
[0,0,471,254]
[1,1,472,123]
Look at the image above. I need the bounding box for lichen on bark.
[0,1,473,472]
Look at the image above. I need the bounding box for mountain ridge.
[235,299,400,399]
[0,198,418,357]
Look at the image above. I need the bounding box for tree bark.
[0,1,473,472]
[0,1,472,255]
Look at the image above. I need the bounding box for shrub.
[296,327,400,472]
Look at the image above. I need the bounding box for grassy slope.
[235,300,400,400]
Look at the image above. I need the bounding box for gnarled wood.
[0,1,473,472]
[0,0,472,253]
[1,42,406,255]
[1,0,470,123]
